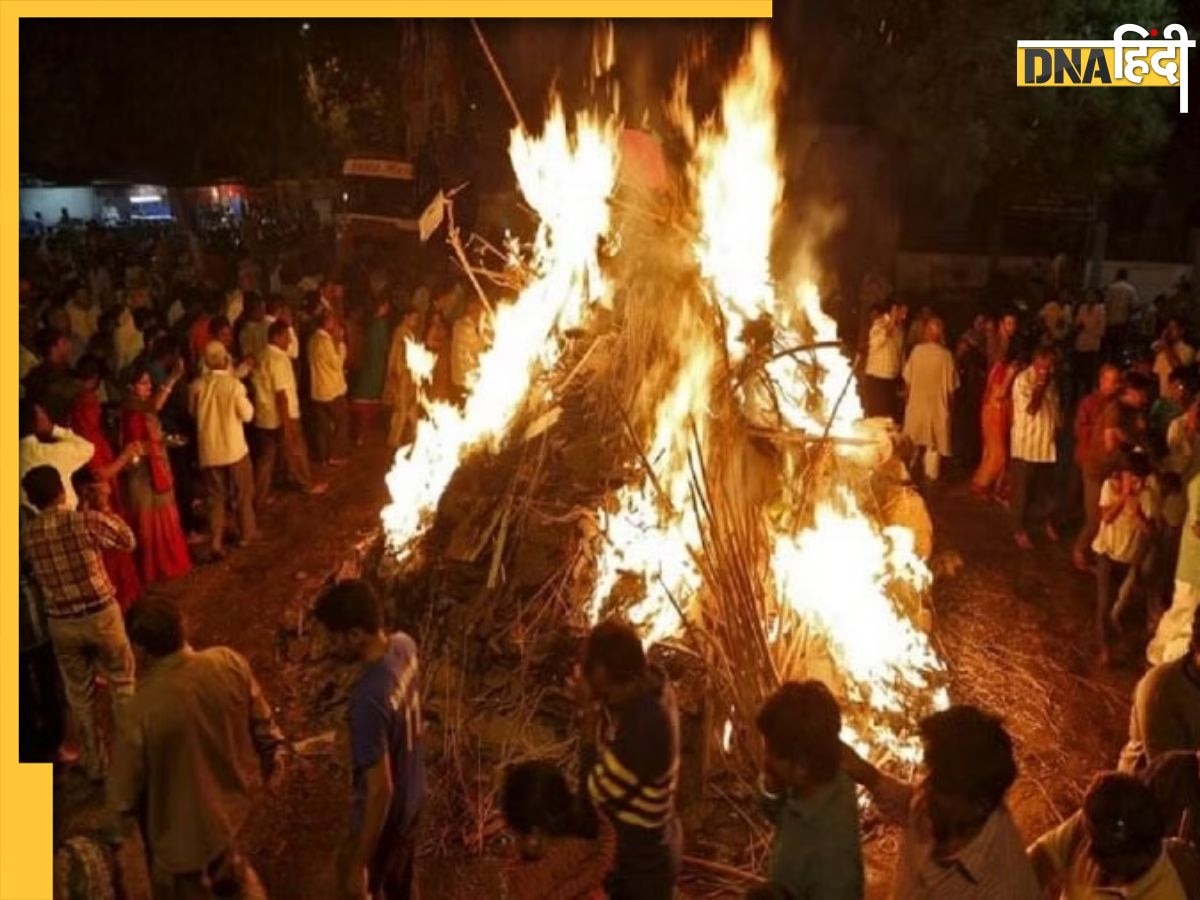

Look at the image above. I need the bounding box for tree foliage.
[848,0,1178,200]
[778,0,1179,215]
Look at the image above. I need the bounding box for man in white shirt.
[902,318,959,482]
[307,308,350,466]
[189,342,256,557]
[1010,347,1063,550]
[450,298,488,404]
[19,399,95,511]
[1153,316,1195,399]
[252,321,323,506]
[1104,268,1139,358]
[862,301,906,421]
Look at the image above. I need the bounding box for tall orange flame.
[381,99,620,559]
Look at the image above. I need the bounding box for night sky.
[19,19,732,185]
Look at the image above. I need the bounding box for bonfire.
[374,24,950,847]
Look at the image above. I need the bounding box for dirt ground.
[55,449,1145,899]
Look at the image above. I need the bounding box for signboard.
[342,158,415,180]
[419,191,446,243]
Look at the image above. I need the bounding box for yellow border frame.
[2,3,769,897]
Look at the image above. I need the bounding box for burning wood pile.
[363,24,950,876]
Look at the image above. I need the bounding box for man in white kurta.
[902,318,959,482]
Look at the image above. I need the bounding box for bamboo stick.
[443,194,495,317]
[469,19,527,133]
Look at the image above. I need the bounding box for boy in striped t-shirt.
[575,621,682,899]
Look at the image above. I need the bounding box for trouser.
[46,603,135,778]
[368,824,418,900]
[1074,473,1105,559]
[607,872,677,900]
[1096,554,1132,650]
[861,375,899,421]
[607,819,681,900]
[1010,459,1058,534]
[19,641,64,763]
[337,818,419,900]
[310,396,349,463]
[203,455,256,551]
[151,846,262,900]
[253,424,312,506]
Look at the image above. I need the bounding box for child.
[1092,452,1156,665]
[756,681,863,900]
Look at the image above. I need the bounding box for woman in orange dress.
[971,347,1020,501]
[67,355,143,611]
[120,362,191,583]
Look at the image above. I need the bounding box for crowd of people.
[486,606,1200,900]
[18,223,490,581]
[17,219,1200,899]
[864,270,1200,668]
[15,221,488,893]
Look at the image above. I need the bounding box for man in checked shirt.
[574,620,682,899]
[20,464,137,780]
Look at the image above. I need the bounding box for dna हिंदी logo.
[1017,24,1195,112]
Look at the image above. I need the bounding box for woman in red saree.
[68,355,143,611]
[971,347,1020,501]
[120,362,191,583]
